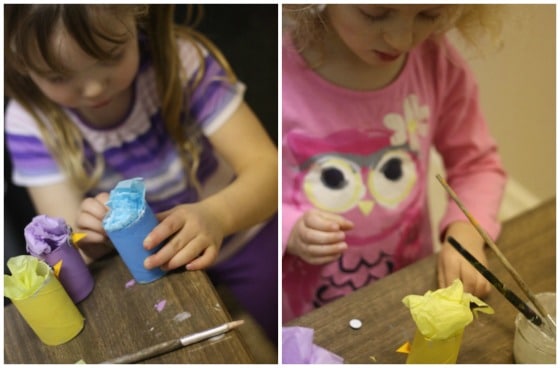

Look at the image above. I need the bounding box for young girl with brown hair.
[5,4,278,343]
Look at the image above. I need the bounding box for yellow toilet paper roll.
[406,328,464,364]
[402,279,494,364]
[6,256,84,345]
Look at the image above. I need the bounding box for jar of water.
[513,292,556,364]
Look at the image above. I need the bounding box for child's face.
[325,4,452,67]
[27,13,139,112]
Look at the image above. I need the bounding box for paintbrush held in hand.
[446,237,544,328]
[101,320,244,364]
[436,174,556,336]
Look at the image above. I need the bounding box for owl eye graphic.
[303,156,365,213]
[368,149,417,208]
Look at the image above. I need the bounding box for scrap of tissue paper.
[103,178,147,231]
[402,279,494,340]
[24,215,70,257]
[154,299,167,312]
[4,256,47,300]
[282,327,344,364]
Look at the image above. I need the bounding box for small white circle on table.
[349,319,362,329]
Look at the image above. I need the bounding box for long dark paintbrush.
[447,236,551,333]
[436,174,556,336]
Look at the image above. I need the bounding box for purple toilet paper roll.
[42,243,94,303]
[24,215,94,303]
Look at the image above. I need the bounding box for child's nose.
[383,29,414,53]
[82,79,104,98]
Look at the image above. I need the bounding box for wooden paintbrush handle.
[102,339,182,364]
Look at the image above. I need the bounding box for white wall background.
[429,4,555,249]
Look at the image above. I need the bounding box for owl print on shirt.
[285,95,430,307]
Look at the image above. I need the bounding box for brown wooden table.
[287,198,556,364]
[4,254,254,364]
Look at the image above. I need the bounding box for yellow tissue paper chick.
[402,279,494,364]
[402,279,494,340]
[4,256,49,300]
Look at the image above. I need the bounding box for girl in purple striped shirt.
[5,4,278,344]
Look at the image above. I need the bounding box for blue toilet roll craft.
[102,178,166,283]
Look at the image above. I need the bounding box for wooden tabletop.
[287,198,556,364]
[4,254,254,364]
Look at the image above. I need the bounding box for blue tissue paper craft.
[103,178,165,283]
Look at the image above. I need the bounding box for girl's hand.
[75,192,114,263]
[287,208,354,265]
[437,221,491,298]
[143,203,224,271]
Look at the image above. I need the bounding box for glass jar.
[513,292,556,364]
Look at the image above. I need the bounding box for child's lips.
[91,99,111,108]
[374,50,401,62]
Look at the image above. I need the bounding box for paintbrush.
[447,236,547,328]
[436,174,556,335]
[100,320,244,364]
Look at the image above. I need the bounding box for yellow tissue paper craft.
[402,279,494,364]
[4,255,84,346]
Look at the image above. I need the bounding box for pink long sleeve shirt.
[282,34,507,322]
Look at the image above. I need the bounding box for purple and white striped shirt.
[5,37,244,213]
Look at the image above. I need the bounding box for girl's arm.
[433,38,507,240]
[433,38,506,296]
[27,181,83,231]
[203,101,278,235]
[143,101,277,271]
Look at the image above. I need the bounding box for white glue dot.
[349,319,362,329]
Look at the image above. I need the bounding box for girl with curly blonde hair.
[282,4,507,322]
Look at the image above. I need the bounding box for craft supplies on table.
[285,198,555,363]
[513,292,556,364]
[24,215,94,303]
[402,279,494,363]
[101,320,245,363]
[4,256,84,345]
[103,177,166,283]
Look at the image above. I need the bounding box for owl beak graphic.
[358,200,374,216]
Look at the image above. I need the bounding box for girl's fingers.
[437,248,459,288]
[144,214,185,249]
[94,192,110,206]
[145,232,214,271]
[325,214,354,230]
[76,211,105,233]
[307,242,347,257]
[300,227,346,245]
[76,213,107,245]
[307,211,353,231]
[437,272,445,289]
[185,246,219,271]
[144,230,195,269]
[161,236,216,271]
[82,232,106,245]
[80,197,109,220]
[467,269,491,297]
[154,209,173,222]
[306,253,343,265]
